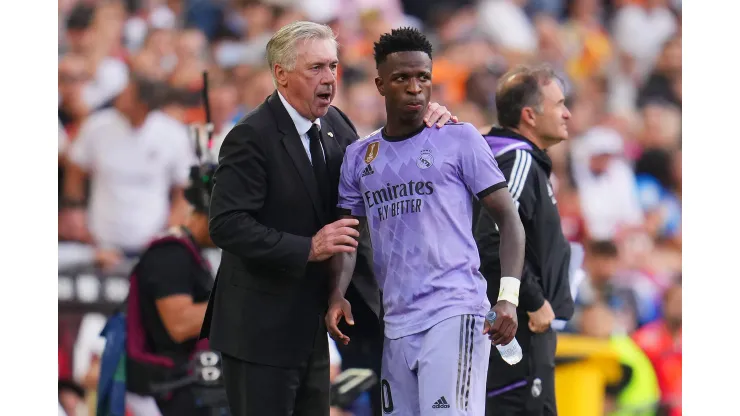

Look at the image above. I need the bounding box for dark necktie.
[307,124,331,213]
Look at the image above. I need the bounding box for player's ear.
[375,76,385,97]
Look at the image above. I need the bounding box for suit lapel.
[268,92,328,224]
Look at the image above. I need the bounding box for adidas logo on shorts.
[432,396,450,409]
[361,164,375,177]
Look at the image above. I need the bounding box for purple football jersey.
[338,123,507,339]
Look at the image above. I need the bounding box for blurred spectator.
[561,0,613,83]
[634,148,681,246]
[61,75,194,269]
[579,303,661,416]
[637,35,681,110]
[571,126,644,240]
[612,0,678,79]
[59,53,94,135]
[636,103,681,151]
[632,281,682,415]
[341,80,385,137]
[574,240,640,333]
[170,28,210,89]
[477,0,537,57]
[204,78,241,158]
[129,28,177,80]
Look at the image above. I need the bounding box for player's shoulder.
[346,127,383,155]
[431,122,488,150]
[435,121,484,139]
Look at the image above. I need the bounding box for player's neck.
[384,116,425,140]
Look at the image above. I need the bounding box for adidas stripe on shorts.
[379,314,492,415]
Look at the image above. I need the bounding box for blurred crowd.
[58,0,682,415]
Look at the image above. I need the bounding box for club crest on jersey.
[365,142,380,164]
[417,149,434,169]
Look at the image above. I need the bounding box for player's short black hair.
[373,27,433,68]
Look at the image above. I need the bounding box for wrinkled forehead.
[295,38,338,64]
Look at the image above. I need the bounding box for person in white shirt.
[61,74,194,269]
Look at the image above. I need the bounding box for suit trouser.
[220,322,330,416]
[486,313,557,416]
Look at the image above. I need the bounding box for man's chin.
[311,105,331,119]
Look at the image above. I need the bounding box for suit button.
[279,267,287,273]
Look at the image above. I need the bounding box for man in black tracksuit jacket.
[474,65,575,416]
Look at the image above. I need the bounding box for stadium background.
[57,0,682,414]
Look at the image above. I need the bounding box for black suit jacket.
[200,91,380,368]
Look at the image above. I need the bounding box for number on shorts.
[381,379,394,413]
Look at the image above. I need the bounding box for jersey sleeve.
[337,147,366,216]
[496,149,538,221]
[458,124,507,199]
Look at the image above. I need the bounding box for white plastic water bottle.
[485,310,523,365]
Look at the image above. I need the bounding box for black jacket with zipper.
[474,127,574,320]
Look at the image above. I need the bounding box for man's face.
[58,57,90,99]
[534,80,570,144]
[66,28,94,54]
[663,285,682,328]
[277,38,338,120]
[375,51,432,123]
[114,82,139,116]
[587,255,619,284]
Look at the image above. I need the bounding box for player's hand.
[527,300,555,333]
[326,293,354,345]
[309,218,361,262]
[423,102,458,128]
[483,301,518,345]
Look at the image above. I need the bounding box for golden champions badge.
[364,142,380,164]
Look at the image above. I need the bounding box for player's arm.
[478,188,526,345]
[328,212,366,299]
[458,124,525,345]
[327,150,367,345]
[326,212,366,345]
[479,189,525,285]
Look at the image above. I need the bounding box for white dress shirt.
[278,91,326,164]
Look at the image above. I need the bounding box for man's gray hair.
[266,21,338,86]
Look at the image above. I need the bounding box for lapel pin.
[327,132,334,137]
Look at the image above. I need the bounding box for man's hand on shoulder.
[308,218,361,262]
[423,102,458,128]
